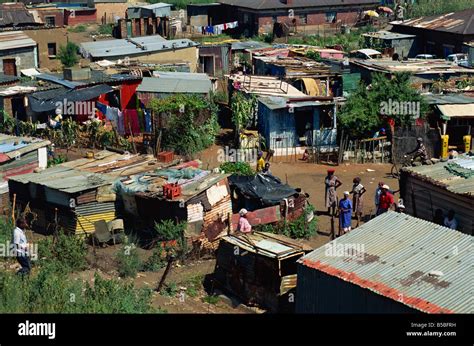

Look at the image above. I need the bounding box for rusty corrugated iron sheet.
[392,9,474,35]
[298,211,472,313]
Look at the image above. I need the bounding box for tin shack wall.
[295,264,418,313]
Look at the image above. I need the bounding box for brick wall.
[36,9,65,26]
[257,10,361,34]
[65,9,97,26]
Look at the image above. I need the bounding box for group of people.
[325,169,406,235]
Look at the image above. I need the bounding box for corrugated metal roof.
[403,156,474,196]
[80,36,198,59]
[231,40,270,51]
[9,166,116,194]
[437,104,474,118]
[298,211,473,313]
[424,93,474,105]
[391,9,474,35]
[137,73,211,94]
[362,30,417,40]
[221,231,306,259]
[218,0,379,10]
[0,31,36,50]
[0,4,39,27]
[0,134,50,159]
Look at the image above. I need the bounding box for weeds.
[0,269,156,313]
[116,237,142,278]
[37,230,88,273]
[203,294,219,305]
[160,282,178,297]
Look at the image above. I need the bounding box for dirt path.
[196,143,400,249]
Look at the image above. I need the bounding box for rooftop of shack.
[0,134,50,161]
[402,154,474,197]
[221,231,310,259]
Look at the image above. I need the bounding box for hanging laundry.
[106,106,119,123]
[143,109,152,133]
[96,102,107,117]
[117,110,125,135]
[123,109,140,136]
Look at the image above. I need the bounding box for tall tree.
[338,72,427,138]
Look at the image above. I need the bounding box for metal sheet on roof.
[9,166,116,194]
[137,75,211,94]
[403,156,474,196]
[298,211,473,313]
[80,36,197,59]
[437,104,474,118]
[0,31,36,50]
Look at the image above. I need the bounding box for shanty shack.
[296,212,472,313]
[214,231,312,312]
[400,155,474,234]
[8,166,117,235]
[113,162,232,248]
[0,134,50,214]
[228,174,309,230]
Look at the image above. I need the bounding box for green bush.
[142,245,166,272]
[97,24,113,35]
[149,94,219,156]
[58,42,79,68]
[203,294,219,305]
[68,25,86,33]
[255,205,317,239]
[153,220,185,242]
[0,217,12,248]
[116,238,142,278]
[37,231,88,273]
[160,282,178,297]
[0,268,156,313]
[220,162,254,176]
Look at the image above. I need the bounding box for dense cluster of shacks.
[0,0,473,314]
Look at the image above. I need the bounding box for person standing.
[237,209,252,233]
[351,177,366,227]
[12,218,31,275]
[376,185,395,215]
[325,169,342,216]
[339,191,352,235]
[444,210,458,230]
[375,181,398,212]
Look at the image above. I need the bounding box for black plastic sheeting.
[28,84,113,113]
[228,174,298,207]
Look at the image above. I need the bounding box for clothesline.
[193,21,238,35]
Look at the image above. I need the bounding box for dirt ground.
[196,143,400,249]
[28,136,399,314]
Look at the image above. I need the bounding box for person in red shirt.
[376,184,395,215]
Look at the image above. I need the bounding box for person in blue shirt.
[338,191,352,235]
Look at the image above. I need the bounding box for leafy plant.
[220,162,254,176]
[142,245,166,272]
[149,94,219,156]
[203,294,219,305]
[0,217,13,250]
[230,92,258,136]
[255,205,317,239]
[338,72,428,138]
[68,25,86,33]
[58,42,79,68]
[116,237,142,278]
[160,282,178,297]
[37,231,88,273]
[47,155,67,168]
[97,24,113,35]
[0,269,157,313]
[153,220,185,242]
[0,110,15,134]
[306,50,322,62]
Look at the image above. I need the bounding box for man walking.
[12,218,31,275]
